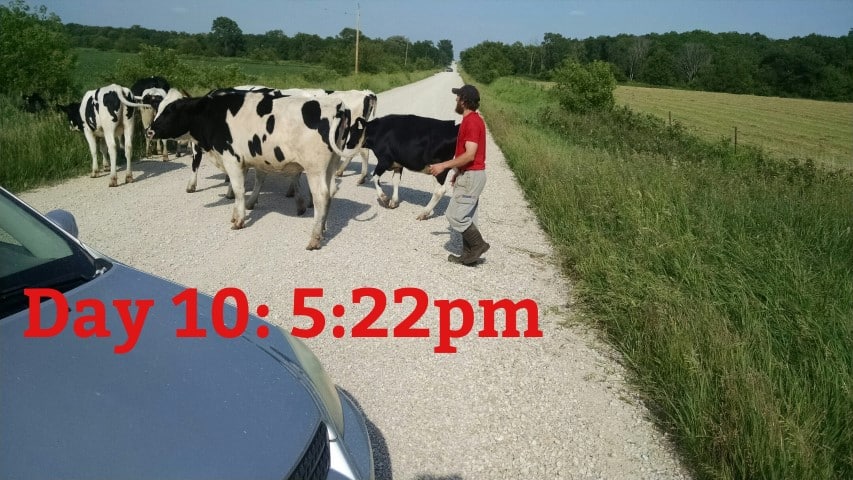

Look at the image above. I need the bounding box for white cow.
[148,89,352,249]
[60,84,141,187]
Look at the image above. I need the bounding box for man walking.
[428,84,489,265]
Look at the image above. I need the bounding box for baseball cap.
[451,84,480,103]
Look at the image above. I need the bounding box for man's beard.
[455,100,464,114]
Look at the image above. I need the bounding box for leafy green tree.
[211,16,244,57]
[0,0,75,97]
[553,59,616,113]
[641,46,675,86]
[437,39,453,66]
[460,41,514,83]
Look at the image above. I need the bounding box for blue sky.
[37,0,853,56]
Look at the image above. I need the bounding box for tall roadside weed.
[480,76,853,479]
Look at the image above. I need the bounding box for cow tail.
[327,103,350,157]
[118,88,148,109]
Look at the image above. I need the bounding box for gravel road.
[19,71,690,479]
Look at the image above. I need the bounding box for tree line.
[460,30,853,101]
[62,17,453,76]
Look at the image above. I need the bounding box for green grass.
[0,95,91,192]
[479,76,853,479]
[614,85,853,170]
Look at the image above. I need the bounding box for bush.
[552,59,616,113]
[0,0,75,98]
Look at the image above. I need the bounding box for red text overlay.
[23,287,542,354]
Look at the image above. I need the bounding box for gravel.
[19,71,690,479]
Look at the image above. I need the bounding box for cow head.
[147,97,195,140]
[57,102,83,131]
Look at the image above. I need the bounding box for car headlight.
[282,330,345,437]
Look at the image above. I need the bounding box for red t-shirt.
[455,111,486,172]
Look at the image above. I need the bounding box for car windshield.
[0,189,107,317]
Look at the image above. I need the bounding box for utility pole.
[354,3,360,75]
[404,41,409,67]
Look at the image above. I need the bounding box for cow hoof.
[297,207,307,216]
[125,175,133,184]
[225,193,235,200]
[356,177,366,185]
[90,172,98,178]
[186,186,196,193]
[247,202,257,210]
[305,239,322,250]
[108,178,118,187]
[416,212,431,221]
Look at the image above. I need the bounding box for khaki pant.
[446,169,487,232]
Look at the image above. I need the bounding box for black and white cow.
[138,87,170,160]
[147,89,352,250]
[330,90,378,184]
[61,84,141,187]
[131,77,172,159]
[362,114,459,220]
[188,86,374,211]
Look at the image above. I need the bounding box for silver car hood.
[1,263,324,479]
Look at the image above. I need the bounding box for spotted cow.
[362,114,459,220]
[60,84,141,187]
[131,76,172,159]
[147,89,352,249]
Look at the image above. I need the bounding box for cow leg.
[305,170,331,250]
[246,169,266,210]
[286,174,308,216]
[334,155,350,178]
[102,134,120,187]
[417,176,449,220]
[373,173,389,206]
[98,139,110,173]
[123,126,134,184]
[221,158,248,229]
[161,140,169,161]
[186,144,202,193]
[84,130,100,178]
[388,167,403,209]
[356,148,370,185]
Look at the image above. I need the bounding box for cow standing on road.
[131,76,172,160]
[147,89,352,250]
[362,114,459,220]
[60,84,142,187]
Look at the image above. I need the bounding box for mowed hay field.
[615,85,853,169]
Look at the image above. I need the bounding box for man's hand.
[429,162,447,177]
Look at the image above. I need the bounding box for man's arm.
[429,140,478,176]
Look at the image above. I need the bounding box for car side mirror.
[45,209,79,238]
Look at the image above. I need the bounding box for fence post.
[734,126,738,154]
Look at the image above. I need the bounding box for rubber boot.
[457,224,490,265]
[447,235,470,264]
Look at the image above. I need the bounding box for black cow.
[130,76,171,97]
[21,92,47,113]
[147,89,352,250]
[363,114,459,220]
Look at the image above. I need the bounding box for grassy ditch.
[479,77,853,479]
